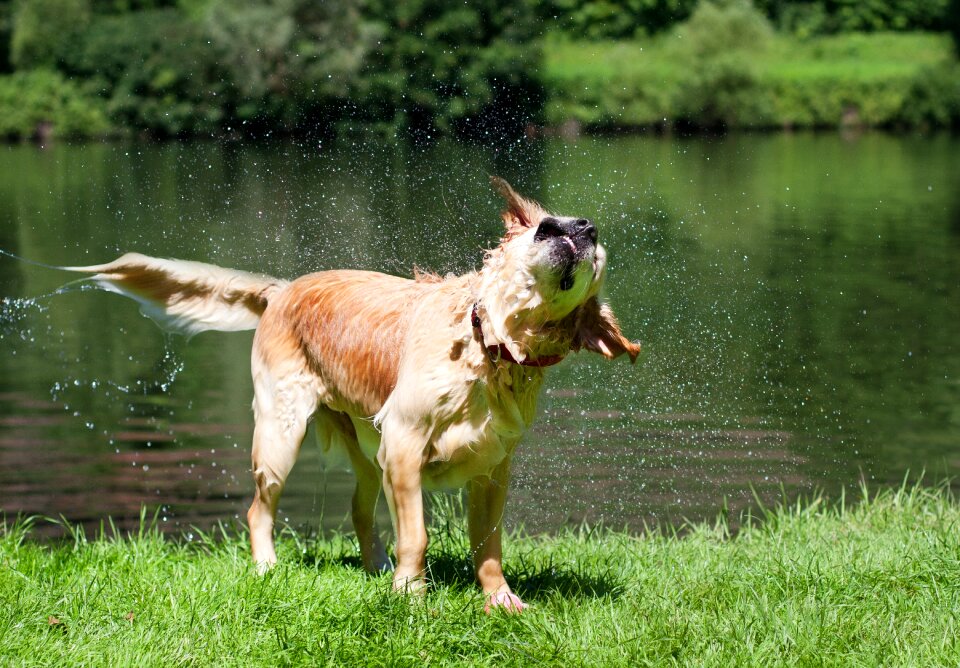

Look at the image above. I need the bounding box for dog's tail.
[62,252,289,336]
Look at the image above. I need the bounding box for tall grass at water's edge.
[1,482,958,666]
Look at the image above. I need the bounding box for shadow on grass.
[294,541,625,602]
[428,550,626,602]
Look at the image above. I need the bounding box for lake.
[1,132,958,538]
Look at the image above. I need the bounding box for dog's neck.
[471,274,578,366]
[470,303,566,367]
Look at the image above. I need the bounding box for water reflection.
[0,133,957,537]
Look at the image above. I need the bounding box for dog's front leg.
[468,457,526,613]
[379,425,429,593]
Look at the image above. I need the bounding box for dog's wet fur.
[64,177,639,613]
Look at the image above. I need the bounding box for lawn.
[1,484,958,666]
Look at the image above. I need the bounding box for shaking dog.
[64,177,639,612]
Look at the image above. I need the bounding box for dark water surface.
[1,133,958,537]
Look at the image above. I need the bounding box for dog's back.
[256,270,437,418]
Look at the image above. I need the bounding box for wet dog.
[65,178,639,612]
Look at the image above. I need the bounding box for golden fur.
[66,178,639,613]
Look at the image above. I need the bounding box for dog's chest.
[422,366,543,489]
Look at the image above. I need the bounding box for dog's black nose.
[535,216,597,244]
[575,218,597,243]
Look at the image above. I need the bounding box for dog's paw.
[484,591,527,614]
[254,558,277,576]
[393,574,427,595]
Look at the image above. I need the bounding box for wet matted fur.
[64,177,639,613]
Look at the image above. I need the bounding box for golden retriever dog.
[64,177,639,612]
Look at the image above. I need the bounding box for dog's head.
[476,177,640,364]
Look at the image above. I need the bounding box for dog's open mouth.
[554,236,582,291]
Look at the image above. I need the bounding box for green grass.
[2,484,959,666]
[542,32,959,129]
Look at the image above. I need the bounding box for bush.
[0,1,13,73]
[537,0,698,39]
[670,0,776,128]
[354,0,544,137]
[762,73,914,127]
[546,0,955,39]
[10,0,91,69]
[898,61,960,127]
[542,43,677,127]
[202,0,377,132]
[0,69,111,139]
[54,2,382,137]
[56,9,228,136]
[542,29,956,130]
[762,0,951,35]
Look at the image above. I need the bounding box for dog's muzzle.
[534,217,597,245]
[534,217,597,290]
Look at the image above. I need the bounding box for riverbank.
[2,484,958,666]
[543,32,960,132]
[2,31,959,142]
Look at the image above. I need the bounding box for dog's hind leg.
[314,411,390,573]
[247,367,318,571]
[346,420,390,573]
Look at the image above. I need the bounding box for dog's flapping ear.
[490,176,547,233]
[573,297,641,363]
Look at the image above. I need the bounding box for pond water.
[1,132,958,538]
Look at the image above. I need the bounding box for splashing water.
[0,132,958,538]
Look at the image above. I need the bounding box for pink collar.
[470,304,566,368]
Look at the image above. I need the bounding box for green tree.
[538,0,698,39]
[57,9,226,135]
[10,0,90,69]
[671,0,775,128]
[356,0,543,137]
[949,0,960,55]
[0,1,13,73]
[757,0,951,34]
[203,0,377,131]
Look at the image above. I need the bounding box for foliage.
[56,9,227,136]
[52,1,376,137]
[669,0,776,127]
[201,0,378,132]
[0,1,12,73]
[949,0,960,55]
[546,0,955,39]
[537,0,698,39]
[898,61,960,127]
[759,0,952,36]
[543,28,958,129]
[1,0,958,139]
[0,69,111,139]
[5,0,540,139]
[1,484,959,665]
[9,0,90,69]
[355,0,544,137]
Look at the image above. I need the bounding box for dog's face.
[524,214,607,318]
[489,177,606,320]
[482,177,639,363]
